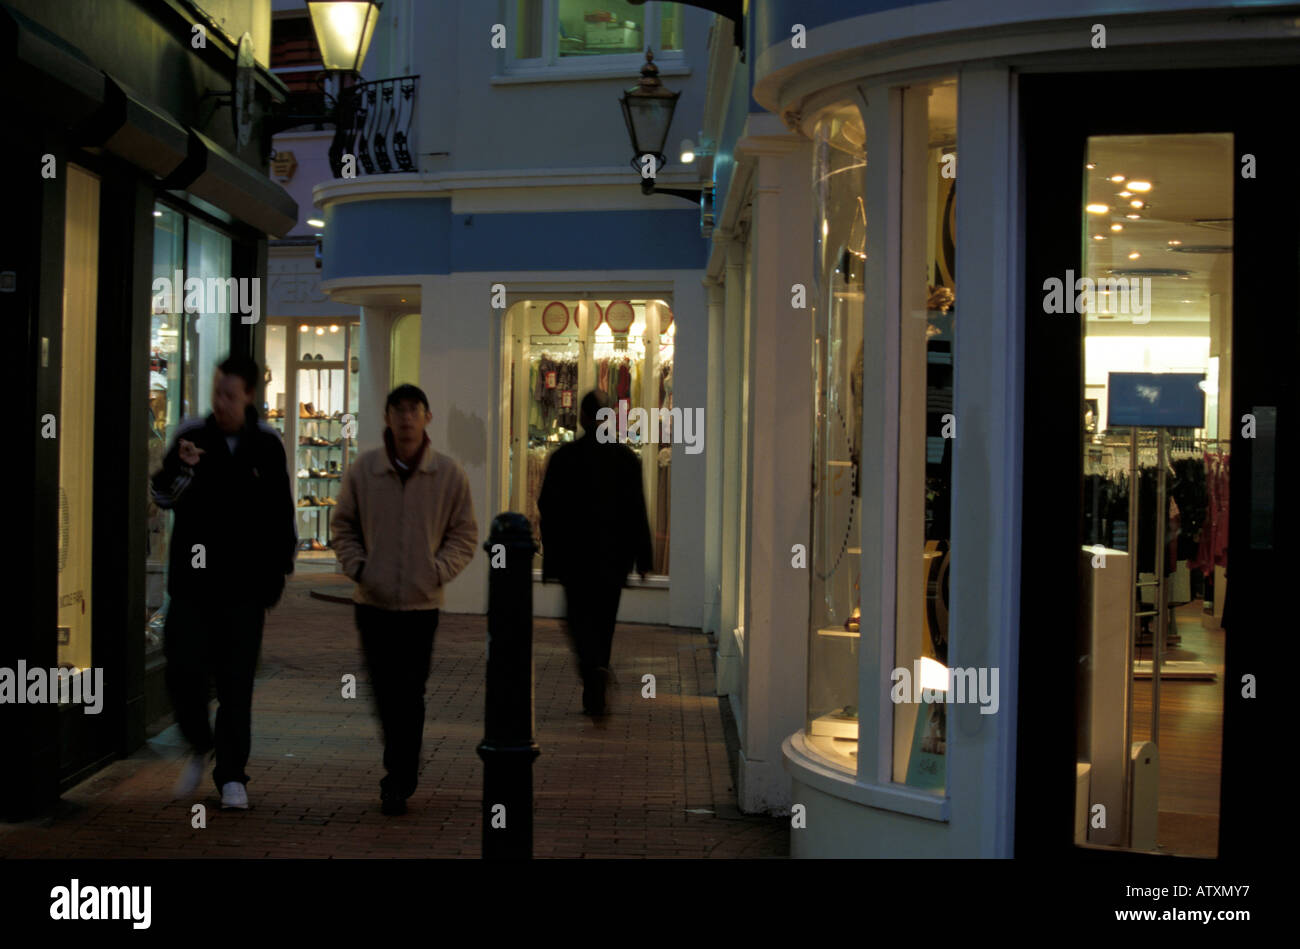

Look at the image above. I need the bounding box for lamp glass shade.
[307,1,381,73]
[621,91,679,163]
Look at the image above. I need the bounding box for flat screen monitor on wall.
[1106,372,1206,428]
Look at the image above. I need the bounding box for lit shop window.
[144,205,233,654]
[511,1,683,68]
[892,79,957,792]
[58,165,100,678]
[502,298,673,576]
[806,102,866,768]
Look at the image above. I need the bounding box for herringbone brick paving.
[0,574,788,859]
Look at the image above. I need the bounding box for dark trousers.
[356,604,439,798]
[163,595,265,791]
[562,581,623,712]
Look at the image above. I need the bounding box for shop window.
[807,103,866,767]
[183,221,233,421]
[1076,133,1231,857]
[144,207,233,652]
[892,79,956,792]
[510,1,683,71]
[268,319,362,557]
[58,165,100,677]
[503,298,671,576]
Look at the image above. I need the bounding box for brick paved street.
[0,574,787,859]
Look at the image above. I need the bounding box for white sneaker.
[173,753,207,799]
[220,781,249,810]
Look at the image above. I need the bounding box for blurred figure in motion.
[150,354,296,810]
[331,384,478,816]
[539,389,654,718]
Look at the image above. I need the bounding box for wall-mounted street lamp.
[306,0,382,73]
[262,0,384,176]
[619,49,715,234]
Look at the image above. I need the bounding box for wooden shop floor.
[1128,599,1224,858]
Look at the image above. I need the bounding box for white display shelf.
[810,711,859,740]
[817,626,860,639]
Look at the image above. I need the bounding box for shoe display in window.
[296,468,309,479]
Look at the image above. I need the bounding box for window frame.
[501,0,686,81]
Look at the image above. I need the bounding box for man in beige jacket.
[331,384,478,815]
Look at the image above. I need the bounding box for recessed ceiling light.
[1086,163,1096,169]
[1128,252,1140,259]
[299,325,309,333]
[1168,240,1182,245]
[1092,234,1106,241]
[152,210,163,217]
[1110,224,1123,232]
[306,218,325,228]
[1109,175,1125,183]
[1129,200,1145,209]
[1181,299,1193,303]
[1117,190,1133,198]
[1086,204,1109,214]
[1128,180,1152,192]
[1126,213,1141,219]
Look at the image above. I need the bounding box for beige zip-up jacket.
[331,444,478,610]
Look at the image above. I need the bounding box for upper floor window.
[509,1,683,74]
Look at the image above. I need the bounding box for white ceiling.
[1084,133,1233,330]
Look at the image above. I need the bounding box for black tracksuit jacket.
[150,406,296,607]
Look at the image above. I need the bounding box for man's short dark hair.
[580,389,612,433]
[217,353,260,394]
[386,383,429,412]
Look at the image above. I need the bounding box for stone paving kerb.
[0,574,788,859]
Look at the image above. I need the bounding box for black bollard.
[477,512,540,859]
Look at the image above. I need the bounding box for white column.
[718,234,745,702]
[947,64,1022,858]
[735,130,814,813]
[356,305,391,456]
[703,279,725,637]
[427,274,491,614]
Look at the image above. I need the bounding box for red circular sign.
[605,301,634,334]
[584,300,603,331]
[541,302,568,335]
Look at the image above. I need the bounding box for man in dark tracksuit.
[151,354,295,809]
[539,389,654,717]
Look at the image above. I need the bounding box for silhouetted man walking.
[332,384,478,815]
[151,354,296,810]
[539,390,654,717]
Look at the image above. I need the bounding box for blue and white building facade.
[312,2,716,625]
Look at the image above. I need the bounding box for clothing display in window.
[531,353,579,434]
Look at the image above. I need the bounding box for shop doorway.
[1018,67,1295,861]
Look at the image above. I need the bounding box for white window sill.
[492,61,691,86]
[782,730,951,823]
[531,568,669,590]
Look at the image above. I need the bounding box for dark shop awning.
[162,129,299,238]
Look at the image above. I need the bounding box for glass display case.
[806,103,867,766]
[892,79,957,792]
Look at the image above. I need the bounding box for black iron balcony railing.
[329,75,419,178]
